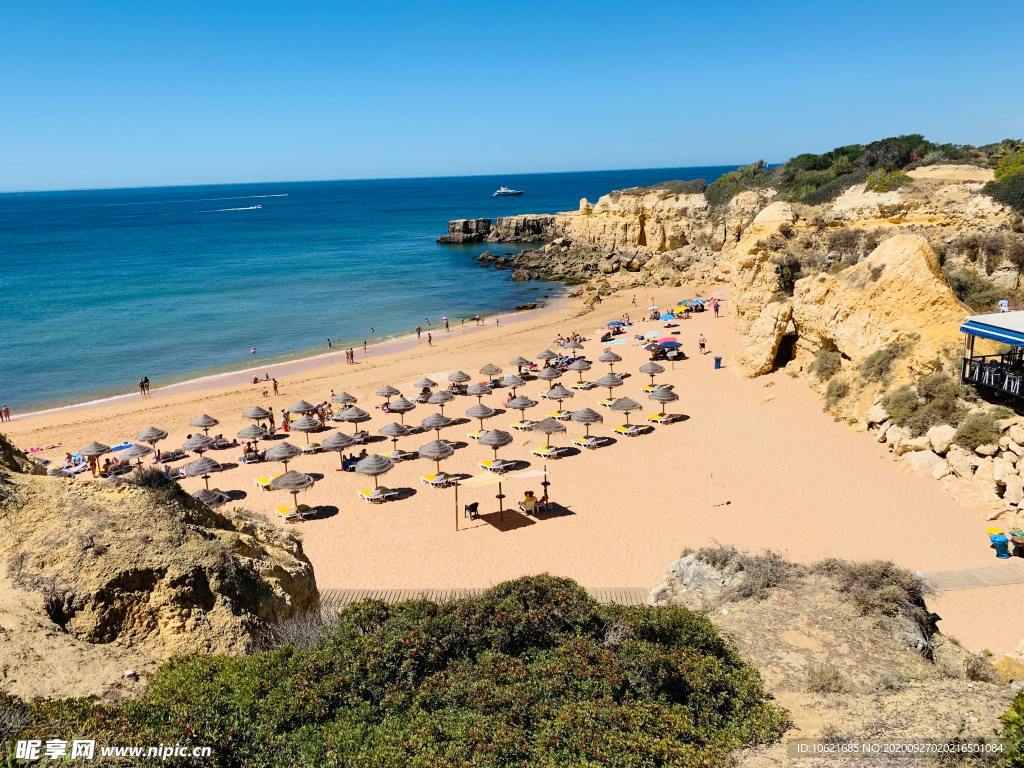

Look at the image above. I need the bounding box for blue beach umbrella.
[658,341,682,350]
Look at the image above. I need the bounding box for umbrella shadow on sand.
[448,441,470,451]
[307,472,326,482]
[388,487,417,501]
[476,509,535,532]
[306,505,340,520]
[449,417,472,427]
[225,490,248,502]
[534,502,575,520]
[218,462,240,472]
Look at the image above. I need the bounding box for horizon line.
[0,161,755,196]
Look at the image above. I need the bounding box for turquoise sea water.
[0,167,733,412]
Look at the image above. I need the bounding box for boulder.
[926,424,957,456]
[1004,476,1024,506]
[973,458,997,493]
[993,457,1018,486]
[903,450,944,477]
[885,426,911,450]
[1009,440,1024,458]
[866,404,889,426]
[997,416,1022,432]
[1010,425,1024,445]
[931,459,951,480]
[946,446,977,478]
[976,443,999,457]
[895,435,931,455]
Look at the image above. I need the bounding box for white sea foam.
[99,194,287,207]
[197,204,263,213]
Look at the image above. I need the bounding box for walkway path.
[922,560,1024,592]
[320,586,649,611]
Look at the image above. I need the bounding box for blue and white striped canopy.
[961,311,1024,346]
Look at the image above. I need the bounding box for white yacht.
[492,186,524,197]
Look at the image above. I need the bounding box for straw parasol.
[543,384,574,411]
[537,367,562,388]
[509,356,532,373]
[336,405,370,435]
[378,421,411,453]
[189,414,220,434]
[243,405,271,422]
[421,412,453,439]
[599,349,622,372]
[237,423,269,451]
[413,377,437,390]
[648,387,680,416]
[122,443,153,467]
[182,433,213,455]
[427,390,454,414]
[466,382,492,403]
[466,403,496,430]
[194,488,230,508]
[387,395,416,424]
[289,415,321,444]
[286,399,317,414]
[376,385,400,402]
[537,349,557,362]
[639,361,666,386]
[477,429,513,460]
[531,417,566,450]
[354,454,393,489]
[448,370,471,384]
[570,407,603,437]
[331,391,358,405]
[321,430,355,469]
[135,427,168,451]
[500,374,524,393]
[265,441,302,470]
[561,339,585,358]
[479,363,502,378]
[270,470,315,511]
[610,396,642,425]
[595,373,624,399]
[567,358,592,383]
[79,441,111,459]
[183,456,221,490]
[508,395,538,421]
[418,439,455,474]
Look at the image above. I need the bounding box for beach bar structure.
[960,311,1024,397]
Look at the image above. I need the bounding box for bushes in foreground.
[17,576,789,768]
[953,412,1002,451]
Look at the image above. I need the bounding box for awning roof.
[961,311,1024,346]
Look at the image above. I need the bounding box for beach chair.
[238,452,262,464]
[551,410,571,421]
[570,381,594,391]
[598,398,615,408]
[160,449,186,463]
[518,497,538,515]
[351,431,369,444]
[358,487,399,503]
[467,430,484,441]
[254,473,282,491]
[390,449,417,462]
[480,458,514,473]
[510,420,535,431]
[573,436,602,450]
[647,413,673,425]
[530,446,561,459]
[301,443,321,454]
[420,473,452,488]
[276,504,316,523]
[614,424,645,437]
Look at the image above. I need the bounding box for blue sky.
[2,0,1023,191]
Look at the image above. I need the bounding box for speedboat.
[492,186,524,197]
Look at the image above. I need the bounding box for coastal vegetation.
[11,576,789,767]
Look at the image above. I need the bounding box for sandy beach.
[5,285,1020,654]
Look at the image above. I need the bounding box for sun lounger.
[647,413,673,424]
[159,449,186,463]
[301,443,321,454]
[480,459,514,473]
[614,424,645,437]
[467,430,484,440]
[420,473,453,488]
[238,452,263,464]
[275,503,316,522]
[60,462,90,477]
[510,420,535,431]
[573,436,602,450]
[530,446,561,459]
[570,381,595,390]
[598,398,615,408]
[390,449,417,462]
[210,437,233,450]
[359,487,399,503]
[550,410,571,421]
[254,473,282,491]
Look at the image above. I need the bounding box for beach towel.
[111,442,132,452]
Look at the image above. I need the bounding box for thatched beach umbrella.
[421,412,453,440]
[466,403,496,431]
[418,439,454,474]
[376,385,400,403]
[387,395,416,424]
[194,488,230,508]
[289,415,321,445]
[122,443,153,467]
[610,396,642,426]
[378,421,411,453]
[531,417,566,450]
[237,423,269,451]
[639,361,666,387]
[321,430,355,469]
[331,391,358,406]
[509,356,532,373]
[537,349,557,362]
[567,358,592,383]
[336,405,371,436]
[266,441,302,471]
[427,390,454,414]
[270,470,314,511]
[508,395,538,421]
[466,382,492,403]
[354,454,393,489]
[243,405,272,422]
[183,433,213,455]
[648,387,680,416]
[414,377,437,390]
[595,373,624,399]
[80,441,111,459]
[478,429,513,460]
[570,407,604,437]
[135,427,168,452]
[561,339,585,358]
[183,455,221,490]
[189,414,220,434]
[500,374,524,393]
[599,349,622,372]
[286,399,317,415]
[479,363,502,378]
[537,366,562,388]
[448,371,471,385]
[544,384,574,412]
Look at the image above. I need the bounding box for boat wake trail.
[196,204,263,213]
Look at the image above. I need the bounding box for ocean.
[0,166,733,412]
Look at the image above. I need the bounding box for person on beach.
[443,316,449,332]
[0,404,8,423]
[713,300,720,317]
[427,332,433,346]
[363,340,367,354]
[327,338,332,349]
[416,326,422,339]
[698,334,707,355]
[272,378,279,395]
[268,409,276,433]
[139,378,146,397]
[631,295,637,307]
[250,346,257,355]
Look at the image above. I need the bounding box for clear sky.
[3,0,1023,192]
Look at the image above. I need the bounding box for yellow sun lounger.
[420,473,452,488]
[275,503,315,522]
[570,381,594,390]
[510,420,535,431]
[480,459,513,473]
[467,430,484,440]
[647,413,672,424]
[530,446,561,459]
[598,398,615,408]
[255,473,282,491]
[359,487,398,503]
[614,424,644,437]
[573,436,601,450]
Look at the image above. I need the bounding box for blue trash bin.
[991,533,1011,559]
[714,356,723,370]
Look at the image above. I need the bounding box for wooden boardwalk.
[922,560,1024,592]
[319,586,649,611]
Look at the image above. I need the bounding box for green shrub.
[804,663,847,694]
[859,340,911,382]
[865,168,910,193]
[882,385,921,426]
[705,160,770,206]
[16,576,789,768]
[1004,691,1024,767]
[825,378,850,408]
[953,412,1001,451]
[800,171,866,205]
[995,150,1024,180]
[691,547,805,600]
[944,268,1003,311]
[984,172,1024,214]
[891,373,967,436]
[812,349,842,381]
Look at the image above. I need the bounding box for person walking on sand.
[713,300,720,318]
[272,378,279,395]
[631,295,637,307]
[268,409,276,433]
[416,326,422,340]
[698,334,707,355]
[427,332,433,346]
[327,338,333,349]
[139,378,147,397]
[443,316,449,332]
[363,340,367,354]
[0,404,8,423]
